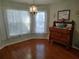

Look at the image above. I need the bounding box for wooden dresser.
[49,21,74,47]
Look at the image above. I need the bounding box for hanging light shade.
[29,0,37,14]
[29,5,37,14]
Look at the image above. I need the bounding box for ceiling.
[9,0,61,5]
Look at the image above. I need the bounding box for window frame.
[4,8,48,38]
[35,11,48,33]
[5,9,31,38]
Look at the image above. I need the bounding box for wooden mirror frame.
[57,10,70,20]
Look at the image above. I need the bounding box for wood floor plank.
[0,39,79,59]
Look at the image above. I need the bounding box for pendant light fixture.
[29,0,38,14]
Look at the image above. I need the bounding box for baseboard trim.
[72,45,79,50]
[0,37,48,50]
[0,38,31,50]
[0,46,5,50]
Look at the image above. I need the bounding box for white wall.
[49,0,79,49]
[0,0,2,48]
[0,0,8,49]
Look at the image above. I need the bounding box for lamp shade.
[29,5,37,14]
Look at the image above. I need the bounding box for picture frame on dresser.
[57,10,70,21]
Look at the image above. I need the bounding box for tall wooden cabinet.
[49,21,74,47]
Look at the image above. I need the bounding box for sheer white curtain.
[5,8,47,37]
[35,11,47,33]
[6,9,31,36]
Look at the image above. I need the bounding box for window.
[6,9,47,37]
[6,9,31,36]
[35,11,47,33]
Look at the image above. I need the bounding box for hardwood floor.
[0,39,79,59]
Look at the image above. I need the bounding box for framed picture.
[57,10,70,21]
